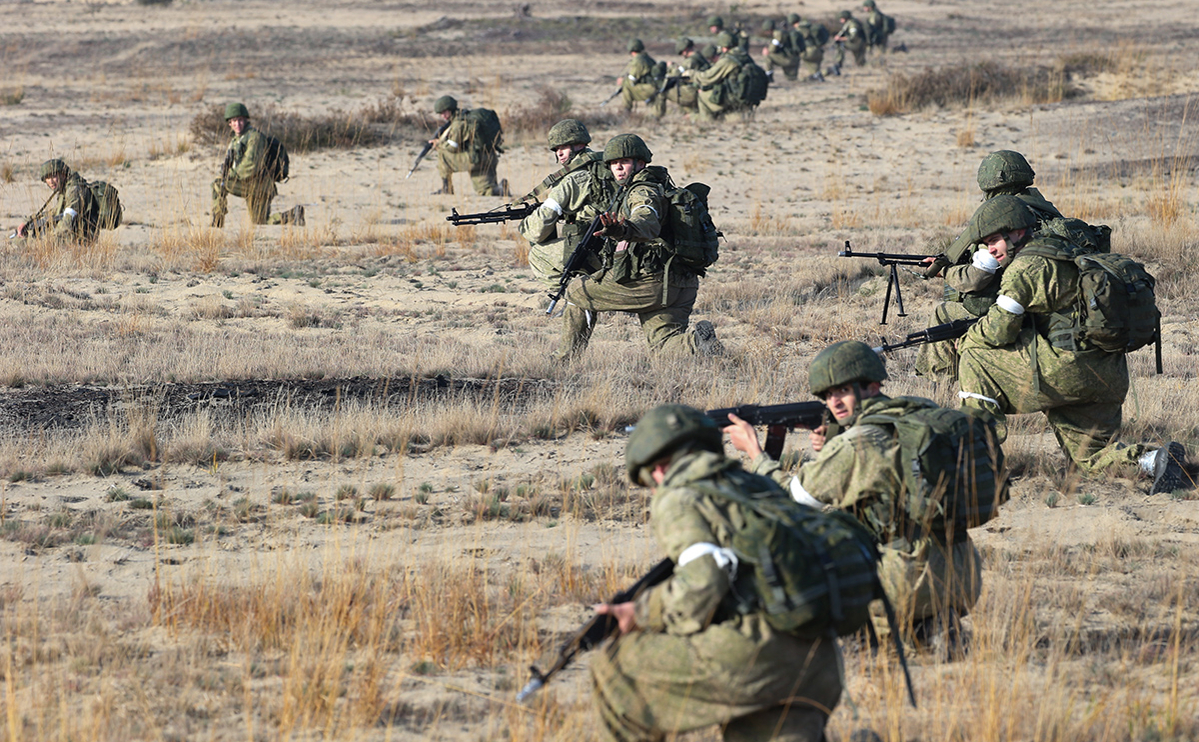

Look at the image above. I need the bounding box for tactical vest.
[530,150,601,202]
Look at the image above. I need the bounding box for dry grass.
[867,62,1079,116]
[189,100,427,153]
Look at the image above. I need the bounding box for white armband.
[445,139,458,150]
[996,295,1025,315]
[959,391,1000,406]
[63,208,78,218]
[971,250,1000,274]
[542,198,563,216]
[628,74,637,81]
[789,477,822,508]
[631,204,659,219]
[772,39,782,46]
[678,542,739,579]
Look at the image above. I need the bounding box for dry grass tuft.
[189,100,429,153]
[867,62,1078,116]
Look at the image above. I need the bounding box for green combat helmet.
[676,36,695,54]
[433,95,458,114]
[707,15,725,29]
[787,13,801,24]
[547,119,591,150]
[862,0,877,8]
[603,133,652,163]
[701,43,718,59]
[224,102,250,120]
[625,404,722,485]
[716,31,737,49]
[839,10,853,20]
[38,158,69,180]
[968,194,1037,243]
[976,150,1036,195]
[809,341,888,397]
[628,38,645,53]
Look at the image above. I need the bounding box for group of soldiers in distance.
[8,9,1195,741]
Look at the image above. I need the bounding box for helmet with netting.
[716,31,737,49]
[224,102,250,120]
[625,405,722,484]
[38,159,68,180]
[676,36,695,54]
[969,194,1037,242]
[628,38,645,53]
[976,150,1035,193]
[603,133,652,163]
[433,95,458,114]
[547,119,591,150]
[809,341,888,396]
[707,15,724,28]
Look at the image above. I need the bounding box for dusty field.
[1,0,1198,740]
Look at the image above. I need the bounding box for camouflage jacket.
[224,126,272,183]
[47,170,99,241]
[525,149,601,203]
[835,18,867,48]
[624,51,659,85]
[691,51,743,90]
[864,10,887,45]
[518,159,616,251]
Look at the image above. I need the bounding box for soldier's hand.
[921,254,950,279]
[594,212,629,240]
[809,425,828,453]
[16,222,28,237]
[593,602,638,634]
[723,414,764,459]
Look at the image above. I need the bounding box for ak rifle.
[517,557,674,702]
[406,119,452,179]
[446,201,539,226]
[839,242,939,325]
[599,88,622,108]
[872,317,978,354]
[546,184,627,314]
[706,402,828,460]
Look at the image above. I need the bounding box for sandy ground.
[1,0,1198,739]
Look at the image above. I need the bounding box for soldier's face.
[227,116,249,136]
[821,381,881,420]
[608,158,643,183]
[984,229,1025,262]
[553,144,580,165]
[43,175,62,191]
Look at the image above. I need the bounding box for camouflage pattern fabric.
[52,170,100,242]
[620,51,666,117]
[864,10,888,49]
[691,51,746,120]
[591,450,841,742]
[958,242,1148,472]
[436,109,503,196]
[212,126,283,224]
[764,30,800,80]
[749,395,983,637]
[794,22,825,74]
[914,300,977,380]
[944,186,1063,264]
[833,18,868,66]
[521,150,602,289]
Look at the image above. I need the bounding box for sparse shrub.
[164,527,194,545]
[335,484,358,501]
[1077,493,1097,506]
[298,500,321,518]
[104,487,131,502]
[271,488,295,505]
[867,61,1078,116]
[369,483,395,501]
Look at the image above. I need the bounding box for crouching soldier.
[11,159,99,246]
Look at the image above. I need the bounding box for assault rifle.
[707,402,827,459]
[406,119,452,179]
[872,317,978,354]
[446,202,539,226]
[599,88,623,108]
[8,215,52,240]
[839,242,939,325]
[517,557,674,702]
[649,76,682,103]
[546,185,627,314]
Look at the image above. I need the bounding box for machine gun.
[406,119,452,179]
[872,317,979,354]
[546,185,627,315]
[706,402,828,460]
[839,242,939,325]
[517,557,674,702]
[446,202,539,226]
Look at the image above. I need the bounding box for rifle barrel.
[839,248,935,265]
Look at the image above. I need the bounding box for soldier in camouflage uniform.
[689,33,750,121]
[522,134,723,361]
[724,342,984,648]
[956,196,1190,494]
[519,120,603,290]
[617,39,666,118]
[429,95,506,197]
[791,15,827,81]
[12,159,99,246]
[917,151,1064,379]
[707,16,750,53]
[861,0,889,52]
[829,11,868,75]
[592,404,842,742]
[211,103,303,228]
[664,37,709,112]
[761,19,802,81]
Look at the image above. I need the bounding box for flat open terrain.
[0,0,1197,740]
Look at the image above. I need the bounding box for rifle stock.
[545,185,626,314]
[517,557,674,702]
[706,402,827,460]
[872,317,979,354]
[446,202,539,226]
[406,119,452,179]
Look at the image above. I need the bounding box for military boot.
[499,179,511,197]
[279,205,305,226]
[432,179,454,195]
[693,320,726,357]
[808,70,825,82]
[211,213,225,228]
[1150,441,1190,495]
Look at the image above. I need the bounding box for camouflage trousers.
[697,86,735,121]
[591,616,841,742]
[437,149,502,196]
[212,177,279,225]
[556,271,702,361]
[620,79,666,117]
[915,301,974,380]
[872,535,982,642]
[800,49,824,76]
[833,41,867,67]
[958,331,1146,473]
[666,83,699,111]
[527,237,566,291]
[764,50,800,80]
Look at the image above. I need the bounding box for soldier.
[917,150,1064,379]
[791,14,827,81]
[724,341,986,651]
[11,159,99,246]
[955,196,1190,494]
[592,404,843,742]
[429,95,506,197]
[211,102,303,228]
[520,120,602,290]
[689,32,752,121]
[762,19,802,82]
[706,15,750,52]
[862,0,888,52]
[616,38,665,118]
[663,37,709,113]
[522,134,723,361]
[828,10,868,76]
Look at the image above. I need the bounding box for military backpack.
[262,133,290,182]
[695,470,884,639]
[731,55,770,109]
[88,180,123,229]
[464,108,504,156]
[661,179,721,276]
[857,396,1008,539]
[882,13,897,35]
[1038,216,1112,254]
[1021,238,1159,354]
[813,23,831,46]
